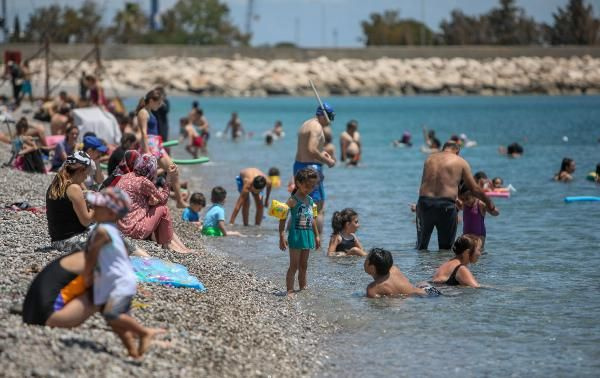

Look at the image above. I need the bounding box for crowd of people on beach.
[1,71,599,359]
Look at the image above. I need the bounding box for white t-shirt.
[92,223,137,305]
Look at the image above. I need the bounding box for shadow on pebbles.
[0,146,331,377]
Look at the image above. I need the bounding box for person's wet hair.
[474,171,488,181]
[190,192,206,207]
[211,186,227,203]
[452,234,479,256]
[331,208,358,235]
[507,142,523,155]
[268,167,280,176]
[367,248,393,276]
[252,176,267,190]
[120,133,137,149]
[265,134,274,145]
[559,157,574,173]
[442,141,459,151]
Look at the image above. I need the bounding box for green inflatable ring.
[162,140,179,148]
[172,157,210,165]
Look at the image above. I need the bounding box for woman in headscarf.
[115,154,190,253]
[100,150,140,189]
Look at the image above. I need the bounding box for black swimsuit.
[335,234,356,252]
[445,264,464,286]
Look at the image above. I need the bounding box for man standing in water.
[340,120,361,165]
[294,103,336,234]
[416,141,496,250]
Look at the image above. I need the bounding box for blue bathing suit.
[236,175,264,195]
[293,161,325,202]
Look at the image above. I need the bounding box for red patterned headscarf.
[133,153,158,181]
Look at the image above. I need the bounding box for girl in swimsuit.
[432,234,482,288]
[328,208,366,256]
[458,185,499,249]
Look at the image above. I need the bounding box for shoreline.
[0,144,332,377]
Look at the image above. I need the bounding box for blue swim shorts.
[236,175,264,196]
[293,161,325,202]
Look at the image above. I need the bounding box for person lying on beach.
[50,104,71,135]
[364,248,440,298]
[432,234,482,288]
[180,117,204,159]
[23,251,96,328]
[84,188,165,358]
[554,157,576,182]
[182,192,206,229]
[230,167,273,226]
[328,208,366,257]
[203,186,243,237]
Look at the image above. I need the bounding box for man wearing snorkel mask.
[294,103,336,235]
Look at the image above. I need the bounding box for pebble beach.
[0,146,331,377]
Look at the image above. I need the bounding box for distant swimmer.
[340,120,361,166]
[459,133,477,148]
[224,112,245,140]
[393,131,412,147]
[229,167,273,226]
[294,103,336,234]
[265,120,285,139]
[364,248,441,298]
[498,142,524,158]
[432,234,482,288]
[416,141,496,251]
[328,208,366,257]
[553,157,576,182]
[180,117,204,159]
[421,126,441,153]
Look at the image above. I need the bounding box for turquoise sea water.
[125,95,600,376]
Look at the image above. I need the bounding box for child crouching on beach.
[202,186,242,237]
[278,168,320,296]
[182,192,206,229]
[83,188,164,358]
[328,208,366,256]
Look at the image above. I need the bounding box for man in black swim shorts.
[416,141,495,250]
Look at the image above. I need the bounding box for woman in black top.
[432,234,482,288]
[46,151,95,253]
[23,251,95,327]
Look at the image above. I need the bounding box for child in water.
[182,192,206,229]
[278,168,320,296]
[83,188,164,358]
[458,184,499,249]
[328,208,366,256]
[202,187,242,237]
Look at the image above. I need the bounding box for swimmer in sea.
[554,157,576,182]
[393,131,412,147]
[365,248,441,298]
[432,234,482,288]
[498,142,524,158]
[328,208,366,257]
[340,120,361,166]
[224,112,244,140]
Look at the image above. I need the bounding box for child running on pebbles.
[83,188,165,358]
[279,168,320,296]
[328,208,366,256]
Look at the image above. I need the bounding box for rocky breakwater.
[30,54,600,96]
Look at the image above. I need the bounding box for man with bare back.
[294,103,336,234]
[416,141,496,250]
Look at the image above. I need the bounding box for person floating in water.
[432,234,482,288]
[327,208,366,256]
[364,248,441,298]
[499,142,524,158]
[393,131,412,147]
[340,120,361,166]
[421,126,441,153]
[229,167,273,226]
[294,103,336,235]
[554,157,576,182]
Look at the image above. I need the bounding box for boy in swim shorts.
[83,188,164,358]
[364,248,441,298]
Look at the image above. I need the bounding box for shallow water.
[125,95,600,376]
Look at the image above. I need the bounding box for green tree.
[169,0,250,45]
[361,10,435,45]
[23,5,64,42]
[440,10,488,44]
[111,3,149,43]
[550,0,599,44]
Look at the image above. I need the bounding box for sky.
[5,0,600,47]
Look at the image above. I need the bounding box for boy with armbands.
[83,188,164,358]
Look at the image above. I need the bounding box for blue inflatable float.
[130,257,206,291]
[564,196,600,203]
